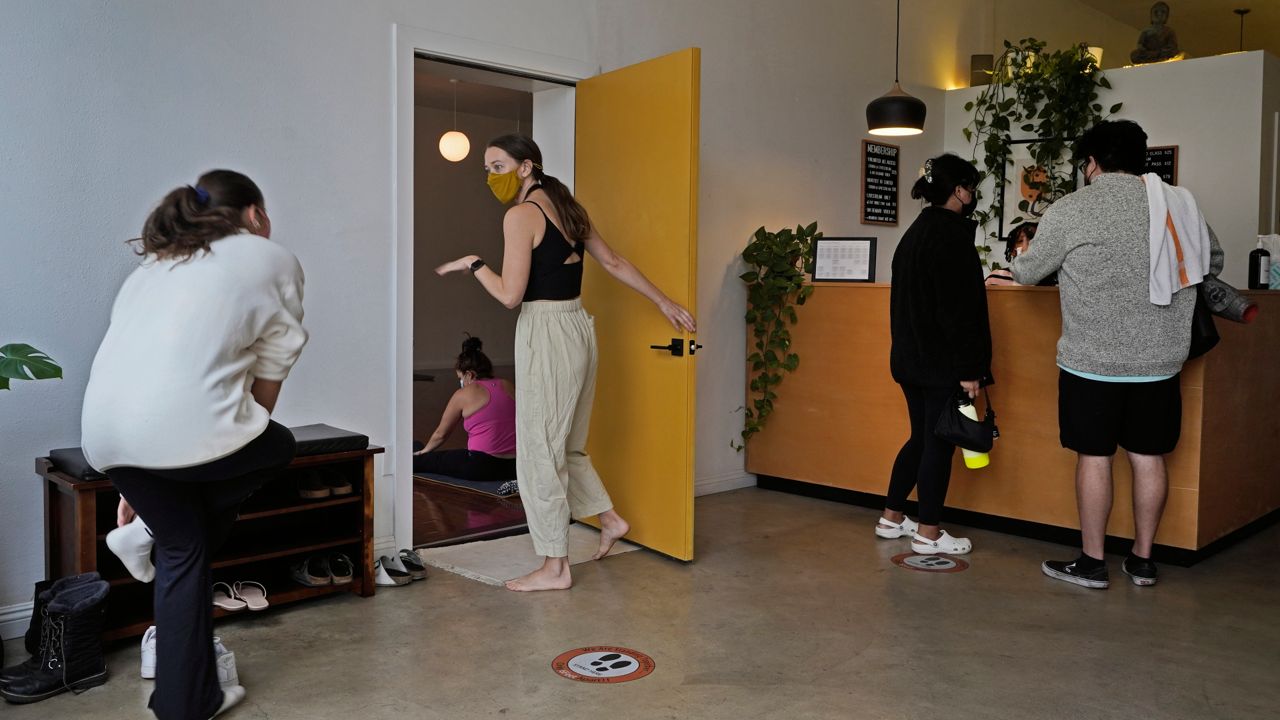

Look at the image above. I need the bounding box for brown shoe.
[320,468,353,497]
[297,471,330,500]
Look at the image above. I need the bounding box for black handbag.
[1187,284,1220,360]
[935,388,999,453]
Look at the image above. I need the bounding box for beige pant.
[515,298,613,557]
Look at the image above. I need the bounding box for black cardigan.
[889,206,993,388]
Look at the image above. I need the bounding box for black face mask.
[957,188,977,218]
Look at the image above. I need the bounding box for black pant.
[412,447,516,481]
[885,383,957,526]
[107,421,295,720]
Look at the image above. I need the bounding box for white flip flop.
[212,582,247,612]
[233,581,269,611]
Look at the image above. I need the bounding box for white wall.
[990,0,1139,71]
[944,51,1271,287]
[1261,53,1280,237]
[414,107,522,369]
[0,0,594,625]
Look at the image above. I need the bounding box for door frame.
[391,25,593,552]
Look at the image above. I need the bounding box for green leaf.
[964,101,974,112]
[962,128,972,142]
[1098,76,1111,89]
[0,344,62,384]
[1109,103,1122,114]
[739,271,758,283]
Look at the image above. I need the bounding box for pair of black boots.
[0,572,111,704]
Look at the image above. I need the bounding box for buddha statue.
[1131,2,1184,64]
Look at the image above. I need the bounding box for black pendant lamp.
[867,0,926,136]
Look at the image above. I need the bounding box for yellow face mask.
[487,169,522,204]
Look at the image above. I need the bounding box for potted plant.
[963,39,1120,268]
[0,344,63,390]
[738,222,821,449]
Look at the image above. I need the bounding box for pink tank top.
[463,379,517,456]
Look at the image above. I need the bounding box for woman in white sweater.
[81,169,307,720]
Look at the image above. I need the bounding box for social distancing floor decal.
[552,646,656,684]
[891,553,970,573]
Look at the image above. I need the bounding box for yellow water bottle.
[958,399,990,469]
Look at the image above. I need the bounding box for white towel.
[1144,172,1211,305]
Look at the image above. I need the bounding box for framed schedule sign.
[813,237,876,283]
[861,140,899,226]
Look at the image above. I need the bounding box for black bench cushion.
[49,424,369,480]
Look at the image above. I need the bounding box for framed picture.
[995,137,1080,243]
[812,237,876,283]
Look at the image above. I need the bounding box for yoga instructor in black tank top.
[436,134,695,592]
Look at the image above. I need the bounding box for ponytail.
[488,134,593,242]
[131,169,264,261]
[455,335,495,379]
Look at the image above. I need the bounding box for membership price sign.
[861,140,899,226]
[1145,145,1178,185]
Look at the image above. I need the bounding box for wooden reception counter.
[746,284,1280,554]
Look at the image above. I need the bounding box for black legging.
[107,421,295,720]
[412,446,516,481]
[885,383,957,526]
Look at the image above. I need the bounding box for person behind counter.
[878,153,992,556]
[986,223,1056,287]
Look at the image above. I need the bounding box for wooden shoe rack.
[37,445,381,642]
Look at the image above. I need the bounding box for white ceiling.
[1076,0,1280,60]
[414,58,558,121]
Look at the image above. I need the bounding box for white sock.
[106,519,155,583]
[211,685,246,719]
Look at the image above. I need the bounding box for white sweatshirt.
[82,234,308,470]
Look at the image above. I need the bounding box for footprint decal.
[590,653,634,671]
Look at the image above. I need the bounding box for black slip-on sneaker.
[1122,555,1159,586]
[1042,557,1110,589]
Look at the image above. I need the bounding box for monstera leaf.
[0,344,62,390]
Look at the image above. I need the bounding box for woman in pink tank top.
[412,337,517,482]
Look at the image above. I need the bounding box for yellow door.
[575,49,700,561]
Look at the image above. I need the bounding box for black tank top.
[521,191,584,302]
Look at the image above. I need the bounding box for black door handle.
[689,341,704,356]
[649,338,684,357]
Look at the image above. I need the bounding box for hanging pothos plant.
[737,222,821,450]
[963,39,1121,268]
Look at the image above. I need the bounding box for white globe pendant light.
[439,79,471,162]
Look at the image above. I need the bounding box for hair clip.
[924,159,934,184]
[193,186,210,204]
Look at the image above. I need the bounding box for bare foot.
[593,511,630,560]
[505,559,572,592]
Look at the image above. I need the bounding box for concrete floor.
[5,487,1279,719]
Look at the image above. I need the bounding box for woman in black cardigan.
[877,153,992,555]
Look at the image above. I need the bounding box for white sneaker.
[910,529,973,555]
[211,685,246,719]
[875,516,920,539]
[141,626,232,683]
[107,518,156,583]
[216,650,239,689]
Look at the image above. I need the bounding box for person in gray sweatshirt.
[1011,120,1222,589]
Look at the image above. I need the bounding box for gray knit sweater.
[1011,173,1223,377]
